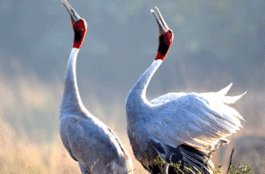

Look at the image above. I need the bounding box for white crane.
[59,0,133,173]
[126,7,246,174]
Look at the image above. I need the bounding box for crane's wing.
[149,84,246,149]
[60,115,127,170]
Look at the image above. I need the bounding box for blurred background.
[0,0,264,173]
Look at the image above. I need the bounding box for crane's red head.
[71,19,87,49]
[151,7,174,61]
[62,0,87,49]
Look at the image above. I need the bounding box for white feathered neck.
[60,48,88,116]
[126,60,162,115]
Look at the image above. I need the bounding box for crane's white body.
[60,48,133,174]
[126,59,245,173]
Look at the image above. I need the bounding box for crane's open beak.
[61,0,81,23]
[151,6,170,34]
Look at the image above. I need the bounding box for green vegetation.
[149,151,252,174]
[227,164,252,174]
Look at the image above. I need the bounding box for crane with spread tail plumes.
[126,7,246,174]
[59,0,133,173]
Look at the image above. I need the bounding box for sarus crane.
[59,0,133,173]
[125,7,246,174]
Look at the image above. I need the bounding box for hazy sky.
[2,0,264,95]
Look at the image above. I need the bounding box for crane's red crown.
[155,29,174,61]
[72,19,87,49]
[160,29,173,46]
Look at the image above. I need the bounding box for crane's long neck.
[60,48,87,115]
[126,31,172,113]
[126,59,163,114]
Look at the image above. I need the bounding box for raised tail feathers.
[223,91,247,104]
[217,83,247,104]
[217,83,233,95]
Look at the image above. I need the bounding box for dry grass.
[0,116,147,174]
[0,123,79,173]
[0,61,264,173]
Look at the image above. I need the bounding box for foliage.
[227,164,252,174]
[150,150,252,174]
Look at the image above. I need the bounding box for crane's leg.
[160,163,169,174]
[79,163,92,174]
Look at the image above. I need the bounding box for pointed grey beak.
[61,0,81,23]
[151,6,170,34]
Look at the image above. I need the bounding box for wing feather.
[217,83,233,95]
[149,85,245,149]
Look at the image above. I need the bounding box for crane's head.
[62,0,87,49]
[151,7,174,61]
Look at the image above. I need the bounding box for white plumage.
[149,83,246,149]
[126,7,246,174]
